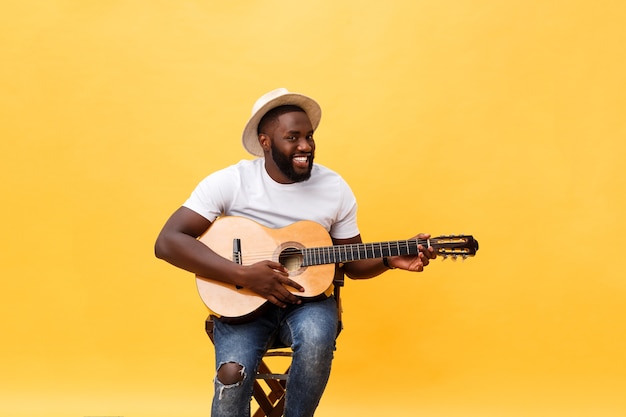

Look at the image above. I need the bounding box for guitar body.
[196,216,335,318]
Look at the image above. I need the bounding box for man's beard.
[271,142,314,183]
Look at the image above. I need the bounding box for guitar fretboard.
[301,239,428,266]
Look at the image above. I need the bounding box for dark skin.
[154,110,436,309]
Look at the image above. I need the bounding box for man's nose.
[297,138,313,151]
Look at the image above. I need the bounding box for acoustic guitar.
[196,216,479,318]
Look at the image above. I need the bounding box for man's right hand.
[239,261,305,308]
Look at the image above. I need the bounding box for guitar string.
[216,235,472,259]
[225,239,429,263]
[223,237,475,263]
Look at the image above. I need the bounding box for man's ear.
[259,134,271,152]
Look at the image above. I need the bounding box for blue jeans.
[211,296,338,417]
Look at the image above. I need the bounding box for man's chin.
[289,166,312,182]
[291,172,312,182]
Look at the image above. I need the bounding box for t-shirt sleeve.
[182,167,236,222]
[329,178,360,240]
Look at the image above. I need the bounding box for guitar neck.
[302,239,426,267]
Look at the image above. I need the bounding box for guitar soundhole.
[278,245,304,275]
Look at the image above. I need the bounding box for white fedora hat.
[242,88,322,157]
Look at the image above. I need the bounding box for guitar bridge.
[233,238,243,289]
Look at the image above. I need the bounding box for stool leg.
[252,358,289,417]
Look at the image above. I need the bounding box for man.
[154,88,436,417]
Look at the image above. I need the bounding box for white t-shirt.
[183,158,360,240]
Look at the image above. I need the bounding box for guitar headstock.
[430,235,479,259]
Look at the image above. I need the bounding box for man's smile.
[292,155,311,168]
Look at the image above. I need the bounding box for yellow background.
[2,1,625,416]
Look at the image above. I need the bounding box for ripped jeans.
[211,296,338,417]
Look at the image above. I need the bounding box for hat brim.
[242,93,321,157]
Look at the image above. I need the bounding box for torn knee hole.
[217,362,245,385]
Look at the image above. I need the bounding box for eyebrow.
[285,130,314,135]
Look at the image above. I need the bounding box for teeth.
[293,156,308,162]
